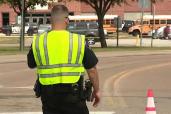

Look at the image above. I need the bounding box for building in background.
[0,0,171,27]
[0,4,17,27]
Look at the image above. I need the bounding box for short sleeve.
[27,46,37,69]
[82,47,98,69]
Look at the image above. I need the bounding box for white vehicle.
[11,24,29,34]
[148,26,166,39]
[38,24,51,34]
[156,26,166,39]
[11,24,20,34]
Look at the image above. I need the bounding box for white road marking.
[0,86,33,89]
[0,112,115,114]
[6,86,33,89]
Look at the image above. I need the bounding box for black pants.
[41,85,89,114]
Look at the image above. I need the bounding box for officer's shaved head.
[51,5,69,24]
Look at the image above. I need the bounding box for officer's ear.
[64,17,69,24]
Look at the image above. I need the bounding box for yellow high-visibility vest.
[32,30,85,85]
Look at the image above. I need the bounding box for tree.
[78,0,126,48]
[0,0,48,15]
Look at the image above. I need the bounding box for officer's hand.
[91,90,100,107]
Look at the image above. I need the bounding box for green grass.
[0,36,33,44]
[0,47,29,55]
[0,38,19,44]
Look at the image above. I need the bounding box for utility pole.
[138,0,151,47]
[20,0,25,51]
[151,3,155,48]
[140,0,145,47]
[116,16,119,47]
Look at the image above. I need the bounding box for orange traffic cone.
[146,89,156,114]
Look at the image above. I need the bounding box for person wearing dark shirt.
[28,46,98,70]
[27,5,100,114]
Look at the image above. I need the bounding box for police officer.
[27,5,100,114]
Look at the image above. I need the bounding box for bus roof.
[69,15,118,20]
[143,15,171,19]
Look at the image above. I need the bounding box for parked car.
[37,22,107,45]
[37,24,51,34]
[122,20,134,32]
[67,22,107,44]
[10,23,38,36]
[11,24,20,34]
[148,26,165,39]
[164,25,171,39]
[148,26,171,39]
[26,23,38,36]
[1,25,12,36]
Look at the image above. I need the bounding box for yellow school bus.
[69,15,118,34]
[128,15,171,36]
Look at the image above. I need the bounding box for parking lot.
[1,33,171,48]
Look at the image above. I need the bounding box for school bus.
[128,15,171,36]
[68,15,118,34]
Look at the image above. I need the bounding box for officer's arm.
[86,66,99,92]
[83,47,99,91]
[83,47,100,107]
[27,47,37,69]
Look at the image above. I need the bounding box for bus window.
[76,20,80,22]
[106,19,111,24]
[150,20,154,24]
[33,18,37,23]
[76,22,87,29]
[150,20,159,24]
[25,18,29,23]
[160,20,166,24]
[89,23,98,29]
[143,21,148,24]
[167,20,171,24]
[46,13,51,17]
[155,20,159,24]
[46,18,50,24]
[39,18,44,25]
[87,20,91,22]
[69,20,74,23]
[111,20,114,25]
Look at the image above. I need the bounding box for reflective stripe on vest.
[32,31,85,85]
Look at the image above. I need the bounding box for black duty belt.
[41,83,79,93]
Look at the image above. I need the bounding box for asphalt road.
[0,51,171,114]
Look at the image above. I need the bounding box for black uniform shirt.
[27,46,98,69]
